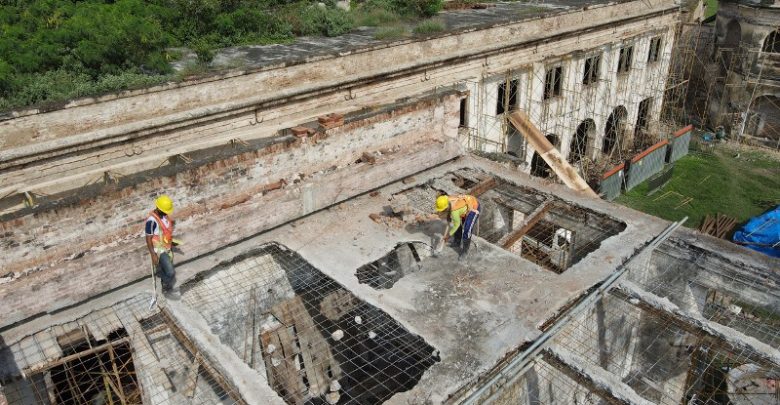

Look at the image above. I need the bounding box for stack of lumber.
[699,213,738,239]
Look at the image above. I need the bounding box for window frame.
[647,36,662,64]
[543,65,564,100]
[617,45,634,74]
[496,78,519,115]
[582,53,602,86]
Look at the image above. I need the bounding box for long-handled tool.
[148,263,158,311]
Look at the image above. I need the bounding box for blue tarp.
[732,206,780,257]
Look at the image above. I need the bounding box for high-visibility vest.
[449,195,479,217]
[147,210,174,253]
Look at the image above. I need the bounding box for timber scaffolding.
[1,161,778,405]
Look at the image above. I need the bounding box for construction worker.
[144,195,176,293]
[435,194,479,259]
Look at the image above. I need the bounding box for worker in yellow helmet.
[435,194,479,259]
[144,195,177,294]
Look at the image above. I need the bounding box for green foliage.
[413,19,444,35]
[0,0,441,111]
[0,69,173,110]
[353,7,401,26]
[374,25,409,40]
[294,5,354,37]
[396,0,442,17]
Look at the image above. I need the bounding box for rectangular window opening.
[648,37,662,63]
[459,98,468,127]
[544,66,563,100]
[618,45,634,74]
[496,78,519,115]
[583,54,601,85]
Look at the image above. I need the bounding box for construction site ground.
[616,140,780,230]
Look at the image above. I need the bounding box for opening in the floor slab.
[482,198,626,273]
[393,169,625,273]
[356,242,431,289]
[44,328,140,405]
[180,243,440,405]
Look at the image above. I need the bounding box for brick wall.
[0,93,461,328]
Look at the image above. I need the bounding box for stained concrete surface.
[0,155,670,404]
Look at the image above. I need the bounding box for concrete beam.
[162,301,285,405]
[612,281,780,369]
[543,346,655,405]
[498,201,551,248]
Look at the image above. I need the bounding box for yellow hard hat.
[435,195,449,212]
[155,195,174,215]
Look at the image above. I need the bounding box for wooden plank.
[499,202,551,249]
[508,110,598,197]
[466,177,496,197]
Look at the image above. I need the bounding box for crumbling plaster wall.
[0,94,460,329]
[0,0,679,204]
[471,13,677,164]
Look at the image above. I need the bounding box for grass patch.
[704,0,718,19]
[353,7,403,26]
[413,19,445,35]
[615,142,780,228]
[374,25,410,40]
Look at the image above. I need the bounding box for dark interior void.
[628,239,780,348]
[391,168,626,273]
[1,328,140,405]
[180,243,440,405]
[49,331,139,405]
[356,242,430,289]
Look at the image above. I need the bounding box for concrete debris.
[266,344,276,354]
[325,391,341,404]
[354,316,362,324]
[331,330,344,341]
[272,357,282,367]
[368,331,377,339]
[330,380,341,392]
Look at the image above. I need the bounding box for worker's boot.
[459,239,471,260]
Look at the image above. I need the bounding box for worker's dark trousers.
[157,252,176,291]
[453,210,479,255]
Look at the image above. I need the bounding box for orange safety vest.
[449,195,479,217]
[147,210,174,252]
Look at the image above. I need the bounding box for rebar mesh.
[0,243,440,405]
[178,242,439,405]
[0,294,239,405]
[492,238,780,405]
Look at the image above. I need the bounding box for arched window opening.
[763,30,780,53]
[603,107,628,156]
[568,120,595,163]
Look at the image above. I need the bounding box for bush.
[296,5,355,37]
[399,0,443,17]
[374,25,409,40]
[191,38,215,63]
[413,19,444,35]
[0,69,173,110]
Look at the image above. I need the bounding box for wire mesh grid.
[0,294,239,405]
[177,242,439,405]
[0,243,440,405]
[517,243,780,405]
